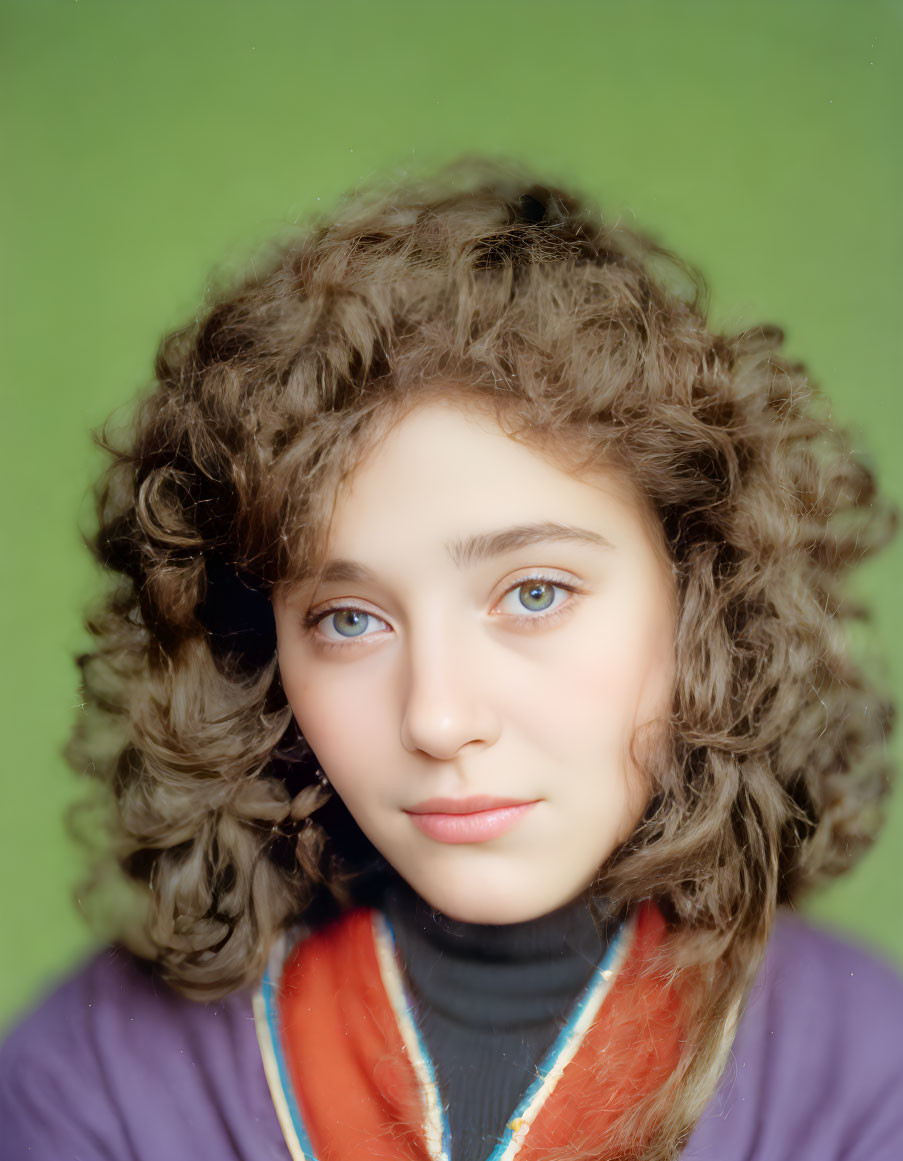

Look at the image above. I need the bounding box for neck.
[383,879,613,1028]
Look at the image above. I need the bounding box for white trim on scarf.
[254,907,638,1161]
[373,911,453,1161]
[488,911,635,1160]
[253,931,315,1161]
[374,909,637,1161]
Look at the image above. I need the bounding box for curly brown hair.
[71,164,894,1158]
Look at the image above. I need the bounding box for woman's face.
[274,399,676,924]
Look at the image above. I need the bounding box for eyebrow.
[318,559,380,583]
[448,521,613,568]
[317,521,612,584]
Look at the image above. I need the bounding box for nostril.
[400,688,501,760]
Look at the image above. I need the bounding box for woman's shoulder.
[0,948,288,1161]
[686,914,903,1160]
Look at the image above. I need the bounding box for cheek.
[522,602,673,793]
[548,624,669,735]
[281,664,392,776]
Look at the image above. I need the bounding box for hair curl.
[70,164,895,1158]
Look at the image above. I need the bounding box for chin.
[413,880,574,927]
[436,899,527,926]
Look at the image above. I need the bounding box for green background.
[2,0,901,1031]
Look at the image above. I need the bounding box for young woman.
[2,168,901,1161]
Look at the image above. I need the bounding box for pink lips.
[405,796,538,844]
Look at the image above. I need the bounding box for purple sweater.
[2,916,902,1160]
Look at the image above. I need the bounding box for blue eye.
[330,610,370,637]
[314,608,390,642]
[496,577,573,618]
[518,581,556,611]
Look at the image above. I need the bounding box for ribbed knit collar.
[383,881,612,1031]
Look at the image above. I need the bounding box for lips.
[404,796,538,843]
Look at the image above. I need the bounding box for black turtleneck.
[384,883,612,1161]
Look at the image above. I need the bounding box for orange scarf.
[254,902,681,1161]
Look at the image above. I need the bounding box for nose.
[399,625,501,759]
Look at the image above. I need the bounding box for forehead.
[321,397,665,565]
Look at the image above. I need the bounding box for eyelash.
[303,605,392,647]
[492,574,579,628]
[304,572,581,649]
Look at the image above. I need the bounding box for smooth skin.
[273,398,676,924]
